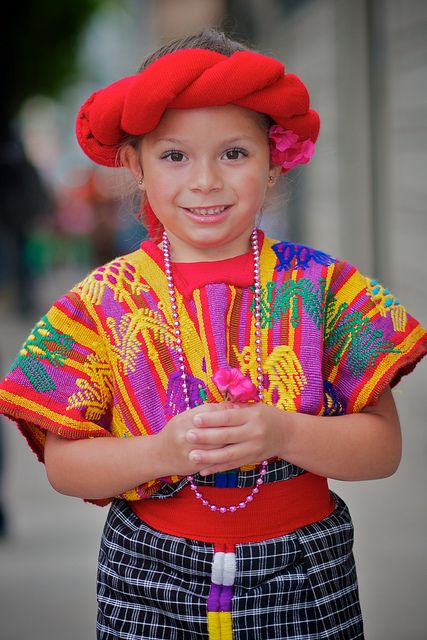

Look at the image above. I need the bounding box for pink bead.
[165,228,268,516]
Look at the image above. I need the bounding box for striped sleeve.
[322,260,427,413]
[0,286,114,463]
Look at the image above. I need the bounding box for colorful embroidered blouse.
[1,231,426,504]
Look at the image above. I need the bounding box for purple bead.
[195,492,202,499]
[202,500,209,507]
[219,507,227,514]
[246,495,253,503]
[238,502,246,509]
[229,505,237,512]
[210,505,218,512]
[256,478,263,485]
[252,487,259,494]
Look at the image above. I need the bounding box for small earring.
[268,175,276,184]
[138,176,144,186]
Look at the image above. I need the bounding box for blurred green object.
[1,0,103,122]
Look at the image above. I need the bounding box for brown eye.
[224,148,247,160]
[162,150,186,162]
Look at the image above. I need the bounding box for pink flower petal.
[268,125,315,171]
[212,368,258,402]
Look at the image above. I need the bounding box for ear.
[120,144,143,181]
[267,163,282,187]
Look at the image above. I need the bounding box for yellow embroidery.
[106,308,176,375]
[233,345,307,411]
[77,258,150,306]
[365,277,407,332]
[67,352,113,421]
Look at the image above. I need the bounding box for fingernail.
[193,415,203,426]
[189,451,201,463]
[186,430,197,443]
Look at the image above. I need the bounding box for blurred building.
[7,1,426,638]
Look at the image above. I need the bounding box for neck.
[160,229,254,263]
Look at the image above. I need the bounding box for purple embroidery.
[166,372,207,414]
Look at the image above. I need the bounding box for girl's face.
[128,104,280,262]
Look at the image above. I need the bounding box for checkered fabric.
[97,496,363,639]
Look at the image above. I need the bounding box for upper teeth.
[188,206,226,215]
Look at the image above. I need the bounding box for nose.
[189,159,223,193]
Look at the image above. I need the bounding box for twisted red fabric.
[76,48,320,167]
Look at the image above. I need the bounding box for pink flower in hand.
[212,368,258,402]
[268,125,315,171]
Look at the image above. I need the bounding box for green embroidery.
[10,316,74,392]
[252,277,326,329]
[198,385,207,403]
[324,292,400,377]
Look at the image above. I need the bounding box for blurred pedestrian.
[0,28,426,640]
[0,126,51,316]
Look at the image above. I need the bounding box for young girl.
[1,29,426,640]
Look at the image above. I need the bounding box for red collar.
[140,231,264,298]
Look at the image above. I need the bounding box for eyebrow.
[154,136,255,146]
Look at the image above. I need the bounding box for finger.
[192,406,246,428]
[189,442,251,468]
[187,401,229,415]
[186,425,246,446]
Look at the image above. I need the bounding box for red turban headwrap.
[76,48,320,239]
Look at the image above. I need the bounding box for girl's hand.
[155,401,236,477]
[184,403,288,476]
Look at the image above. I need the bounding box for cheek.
[144,172,177,202]
[238,175,268,204]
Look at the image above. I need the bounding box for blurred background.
[0,1,426,638]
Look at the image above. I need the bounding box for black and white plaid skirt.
[96,494,364,639]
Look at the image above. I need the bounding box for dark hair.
[139,28,249,72]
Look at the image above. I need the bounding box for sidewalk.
[0,270,106,640]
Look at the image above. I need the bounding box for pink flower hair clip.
[212,368,258,403]
[268,124,315,171]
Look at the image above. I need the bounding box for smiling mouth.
[186,206,229,216]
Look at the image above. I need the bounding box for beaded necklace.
[162,228,268,514]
